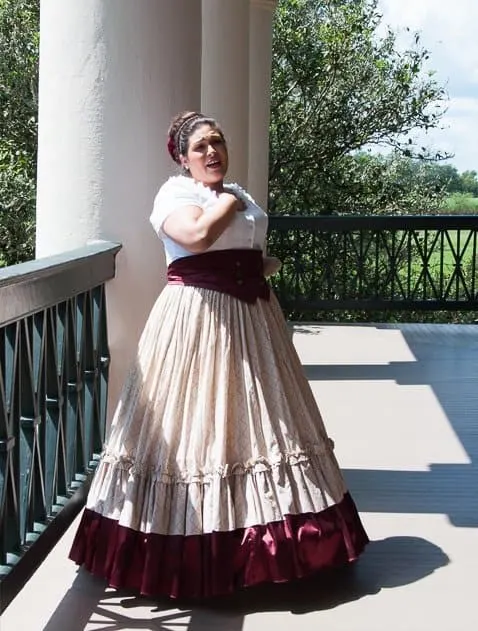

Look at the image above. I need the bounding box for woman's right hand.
[218,192,246,212]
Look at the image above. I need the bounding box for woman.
[69,111,368,599]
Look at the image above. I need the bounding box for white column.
[201,0,250,187]
[36,0,201,416]
[248,0,277,209]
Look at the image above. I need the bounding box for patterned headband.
[167,113,203,164]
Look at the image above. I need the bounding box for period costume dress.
[69,175,368,598]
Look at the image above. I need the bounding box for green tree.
[459,170,478,196]
[0,0,39,267]
[421,163,461,194]
[269,0,449,215]
[298,151,452,215]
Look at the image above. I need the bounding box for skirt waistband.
[167,249,270,304]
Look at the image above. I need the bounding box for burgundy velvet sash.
[167,249,270,304]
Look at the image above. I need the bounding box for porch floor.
[3,323,478,631]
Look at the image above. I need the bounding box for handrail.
[268,213,478,231]
[0,241,122,326]
[0,240,121,612]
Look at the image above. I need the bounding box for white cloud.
[377,0,478,170]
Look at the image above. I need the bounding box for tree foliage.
[0,0,39,267]
[0,0,474,271]
[269,0,450,215]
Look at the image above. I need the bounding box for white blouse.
[150,176,269,264]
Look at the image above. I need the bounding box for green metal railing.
[0,241,121,612]
[268,215,478,316]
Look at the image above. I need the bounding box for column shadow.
[303,324,478,527]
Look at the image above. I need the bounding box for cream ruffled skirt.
[69,286,368,598]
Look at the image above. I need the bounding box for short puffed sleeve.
[150,176,204,235]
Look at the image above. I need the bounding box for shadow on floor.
[342,464,478,528]
[303,324,478,528]
[42,536,448,630]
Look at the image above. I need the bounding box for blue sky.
[378,0,478,173]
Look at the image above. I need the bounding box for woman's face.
[182,124,228,191]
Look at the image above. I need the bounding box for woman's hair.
[167,111,225,170]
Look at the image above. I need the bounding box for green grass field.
[426,229,475,272]
[441,193,478,213]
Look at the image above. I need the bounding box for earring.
[184,164,190,171]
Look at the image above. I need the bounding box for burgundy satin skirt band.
[69,492,368,600]
[167,249,270,304]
